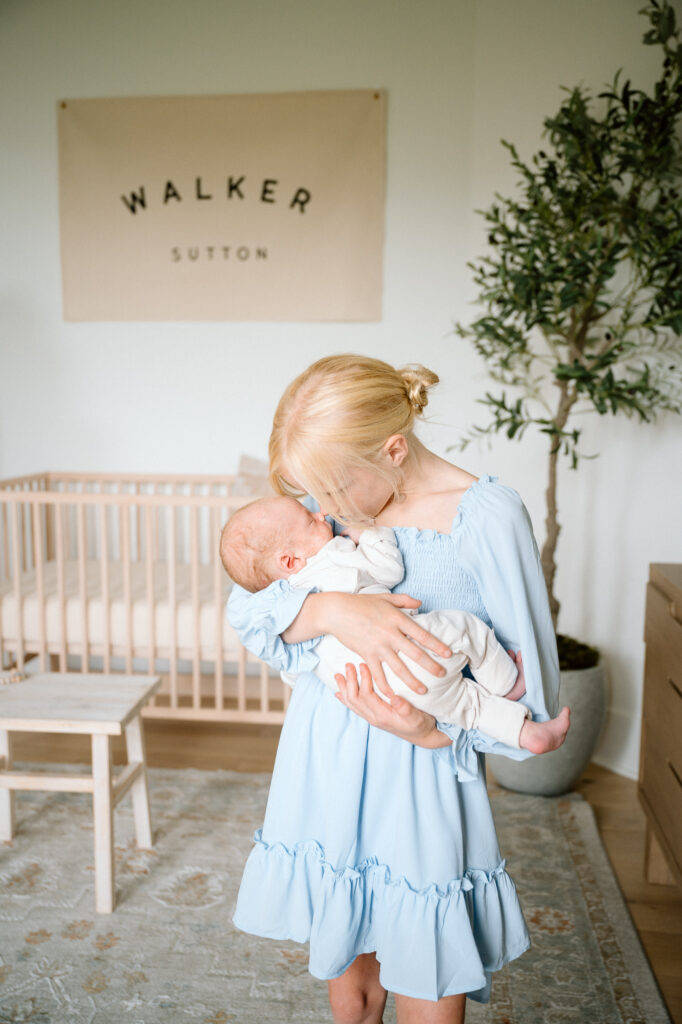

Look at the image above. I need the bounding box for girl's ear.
[382,434,409,467]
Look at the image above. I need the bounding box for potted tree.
[455,1,682,794]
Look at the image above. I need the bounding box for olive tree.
[455,1,682,652]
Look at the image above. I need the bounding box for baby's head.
[220,495,333,593]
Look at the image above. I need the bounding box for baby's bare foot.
[519,706,571,755]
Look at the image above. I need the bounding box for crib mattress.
[0,559,239,661]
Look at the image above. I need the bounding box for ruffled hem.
[232,829,530,1003]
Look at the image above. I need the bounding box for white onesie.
[282,526,531,749]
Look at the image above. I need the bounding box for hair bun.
[399,364,439,415]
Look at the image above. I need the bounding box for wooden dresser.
[638,563,682,888]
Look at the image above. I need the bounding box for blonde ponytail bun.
[399,364,439,415]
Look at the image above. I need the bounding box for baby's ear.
[278,551,297,574]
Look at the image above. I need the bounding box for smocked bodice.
[391,526,491,623]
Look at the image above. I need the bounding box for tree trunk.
[541,383,577,630]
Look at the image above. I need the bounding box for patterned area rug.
[0,766,670,1024]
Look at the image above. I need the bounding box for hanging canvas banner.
[57,89,386,322]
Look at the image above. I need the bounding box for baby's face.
[277,498,333,562]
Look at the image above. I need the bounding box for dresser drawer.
[644,580,682,666]
[642,644,682,743]
[640,723,682,870]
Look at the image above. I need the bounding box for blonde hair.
[269,354,439,524]
[219,497,291,592]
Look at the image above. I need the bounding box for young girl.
[228,355,561,1024]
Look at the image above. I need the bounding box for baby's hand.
[341,526,364,544]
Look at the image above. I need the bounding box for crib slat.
[76,503,89,673]
[32,503,47,672]
[212,506,224,711]
[145,506,156,679]
[135,482,142,562]
[20,488,28,574]
[55,504,67,671]
[45,498,55,563]
[121,504,133,674]
[153,483,160,561]
[168,507,177,708]
[99,504,111,674]
[190,506,200,708]
[10,502,24,671]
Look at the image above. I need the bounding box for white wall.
[1,0,680,777]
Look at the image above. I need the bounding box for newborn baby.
[220,496,570,754]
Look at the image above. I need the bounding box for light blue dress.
[229,476,560,1003]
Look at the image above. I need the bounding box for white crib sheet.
[0,560,239,660]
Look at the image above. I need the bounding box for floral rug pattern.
[0,766,670,1024]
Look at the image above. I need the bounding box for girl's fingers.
[389,694,412,717]
[373,676,395,700]
[383,639,444,689]
[335,660,425,732]
[334,673,348,702]
[338,661,394,702]
[365,658,390,696]
[357,663,374,693]
[384,593,422,609]
[383,651,429,695]
[363,661,394,700]
[344,663,360,699]
[349,664,395,722]
[402,621,451,660]
[358,663,395,707]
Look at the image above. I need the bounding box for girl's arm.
[227,579,320,675]
[228,580,452,693]
[434,479,561,773]
[460,482,560,726]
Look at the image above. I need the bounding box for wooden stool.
[0,671,161,913]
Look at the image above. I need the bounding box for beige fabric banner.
[58,90,386,322]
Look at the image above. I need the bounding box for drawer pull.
[669,677,682,702]
[671,599,682,627]
[668,759,682,791]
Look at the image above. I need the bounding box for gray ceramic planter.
[487,662,608,796]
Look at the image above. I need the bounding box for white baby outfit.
[282,526,531,749]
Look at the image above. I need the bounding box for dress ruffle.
[232,828,530,1003]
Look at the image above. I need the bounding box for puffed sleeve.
[227,580,321,675]
[434,476,560,780]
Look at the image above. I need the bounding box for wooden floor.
[10,720,682,1023]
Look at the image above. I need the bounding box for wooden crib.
[0,472,290,723]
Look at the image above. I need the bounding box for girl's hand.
[334,663,452,748]
[328,592,452,697]
[504,648,527,701]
